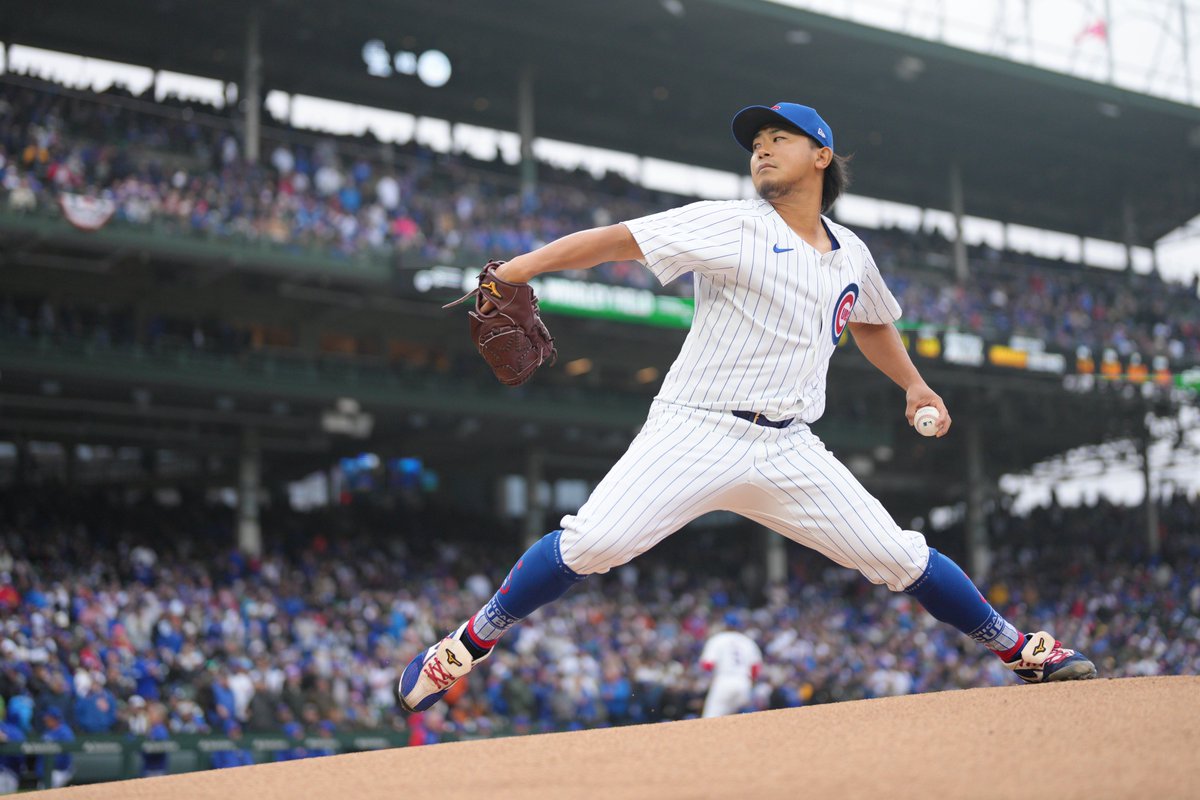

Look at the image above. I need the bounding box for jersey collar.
[820,216,842,251]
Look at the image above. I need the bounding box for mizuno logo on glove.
[442,260,558,387]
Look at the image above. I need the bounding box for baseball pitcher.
[398,102,1095,715]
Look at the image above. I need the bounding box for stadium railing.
[0,208,395,286]
[0,730,442,784]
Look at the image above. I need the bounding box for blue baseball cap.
[732,102,834,153]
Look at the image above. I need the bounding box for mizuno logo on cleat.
[1032,640,1047,657]
[445,650,463,667]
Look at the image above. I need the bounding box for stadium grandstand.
[0,0,1198,791]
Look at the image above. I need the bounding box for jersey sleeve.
[699,636,718,665]
[622,201,744,286]
[849,244,903,324]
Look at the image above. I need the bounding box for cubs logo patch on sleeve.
[832,283,859,345]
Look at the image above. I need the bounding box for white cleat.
[396,622,492,713]
[1004,631,1097,684]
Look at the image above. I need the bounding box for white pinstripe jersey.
[623,199,901,423]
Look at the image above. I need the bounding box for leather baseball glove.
[443,260,557,386]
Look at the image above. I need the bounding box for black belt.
[732,410,794,429]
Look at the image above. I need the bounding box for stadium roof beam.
[8,0,1200,243]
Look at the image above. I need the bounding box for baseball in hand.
[914,406,940,437]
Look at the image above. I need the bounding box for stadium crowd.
[0,76,668,291]
[0,75,1198,363]
[0,487,1196,771]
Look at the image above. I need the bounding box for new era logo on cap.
[731,102,835,153]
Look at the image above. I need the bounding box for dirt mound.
[36,676,1199,800]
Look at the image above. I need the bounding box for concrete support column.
[238,427,262,557]
[763,528,787,585]
[949,162,969,284]
[517,66,537,200]
[243,8,263,164]
[1122,199,1138,273]
[63,442,77,486]
[1141,423,1160,556]
[14,437,30,486]
[965,413,990,581]
[523,448,545,550]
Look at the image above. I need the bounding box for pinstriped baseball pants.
[559,400,930,591]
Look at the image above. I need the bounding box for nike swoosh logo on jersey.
[772,244,794,253]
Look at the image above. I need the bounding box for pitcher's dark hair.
[822,150,852,214]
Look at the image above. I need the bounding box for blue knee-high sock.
[903,548,1022,654]
[464,530,586,652]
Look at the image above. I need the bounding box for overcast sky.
[774,0,1199,105]
[771,0,1200,281]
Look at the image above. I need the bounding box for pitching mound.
[33,676,1199,799]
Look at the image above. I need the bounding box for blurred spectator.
[122,695,148,735]
[209,721,255,770]
[140,703,170,778]
[246,674,279,732]
[0,709,25,794]
[274,721,311,762]
[39,707,74,789]
[73,679,117,733]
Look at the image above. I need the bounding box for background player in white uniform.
[699,629,763,718]
[398,102,1096,715]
